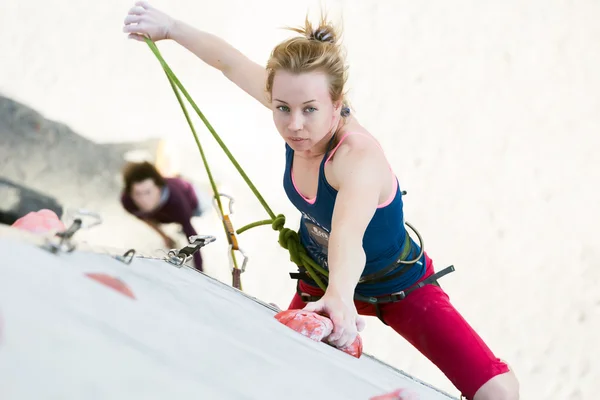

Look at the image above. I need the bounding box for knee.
[472,370,519,400]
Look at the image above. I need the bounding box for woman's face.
[271,70,342,154]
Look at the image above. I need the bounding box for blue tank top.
[282,133,426,297]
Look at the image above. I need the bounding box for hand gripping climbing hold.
[274,309,363,358]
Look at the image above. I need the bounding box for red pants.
[288,253,509,399]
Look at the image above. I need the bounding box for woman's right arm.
[169,21,271,108]
[142,219,177,248]
[123,1,270,109]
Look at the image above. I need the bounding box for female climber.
[122,2,519,399]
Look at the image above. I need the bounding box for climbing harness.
[141,38,455,300]
[289,220,422,287]
[288,217,454,324]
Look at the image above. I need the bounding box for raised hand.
[122,1,176,42]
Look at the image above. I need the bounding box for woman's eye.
[305,107,317,113]
[277,105,290,112]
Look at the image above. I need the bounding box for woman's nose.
[288,113,303,131]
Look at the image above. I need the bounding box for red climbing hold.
[369,388,419,400]
[274,309,363,358]
[85,273,136,299]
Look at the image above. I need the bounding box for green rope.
[144,39,275,220]
[162,71,240,272]
[143,38,330,292]
[236,219,273,234]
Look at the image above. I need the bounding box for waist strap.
[297,265,455,304]
[296,265,455,326]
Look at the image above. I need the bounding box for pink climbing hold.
[85,273,136,299]
[274,309,363,358]
[11,209,66,234]
[369,388,419,400]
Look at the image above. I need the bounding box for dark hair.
[122,161,166,194]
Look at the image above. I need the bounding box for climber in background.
[120,160,210,271]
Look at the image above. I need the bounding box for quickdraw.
[212,193,248,290]
[36,206,217,272]
[165,234,216,267]
[43,208,103,254]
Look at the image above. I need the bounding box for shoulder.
[165,177,180,187]
[166,177,191,192]
[330,130,387,171]
[325,128,395,195]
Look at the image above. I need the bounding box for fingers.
[301,300,321,313]
[301,299,360,349]
[135,0,151,9]
[123,2,171,42]
[334,330,357,349]
[123,19,153,42]
[128,33,147,42]
[124,14,142,24]
[123,23,145,34]
[328,313,357,348]
[127,5,146,16]
[356,315,366,332]
[124,4,146,34]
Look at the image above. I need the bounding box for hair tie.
[312,28,334,43]
[341,106,351,117]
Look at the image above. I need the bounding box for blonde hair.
[266,12,350,114]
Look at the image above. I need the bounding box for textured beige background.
[1,0,599,399]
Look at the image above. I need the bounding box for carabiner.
[212,193,235,220]
[213,193,240,251]
[228,245,249,273]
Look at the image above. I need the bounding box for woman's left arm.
[303,142,385,349]
[326,146,381,300]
